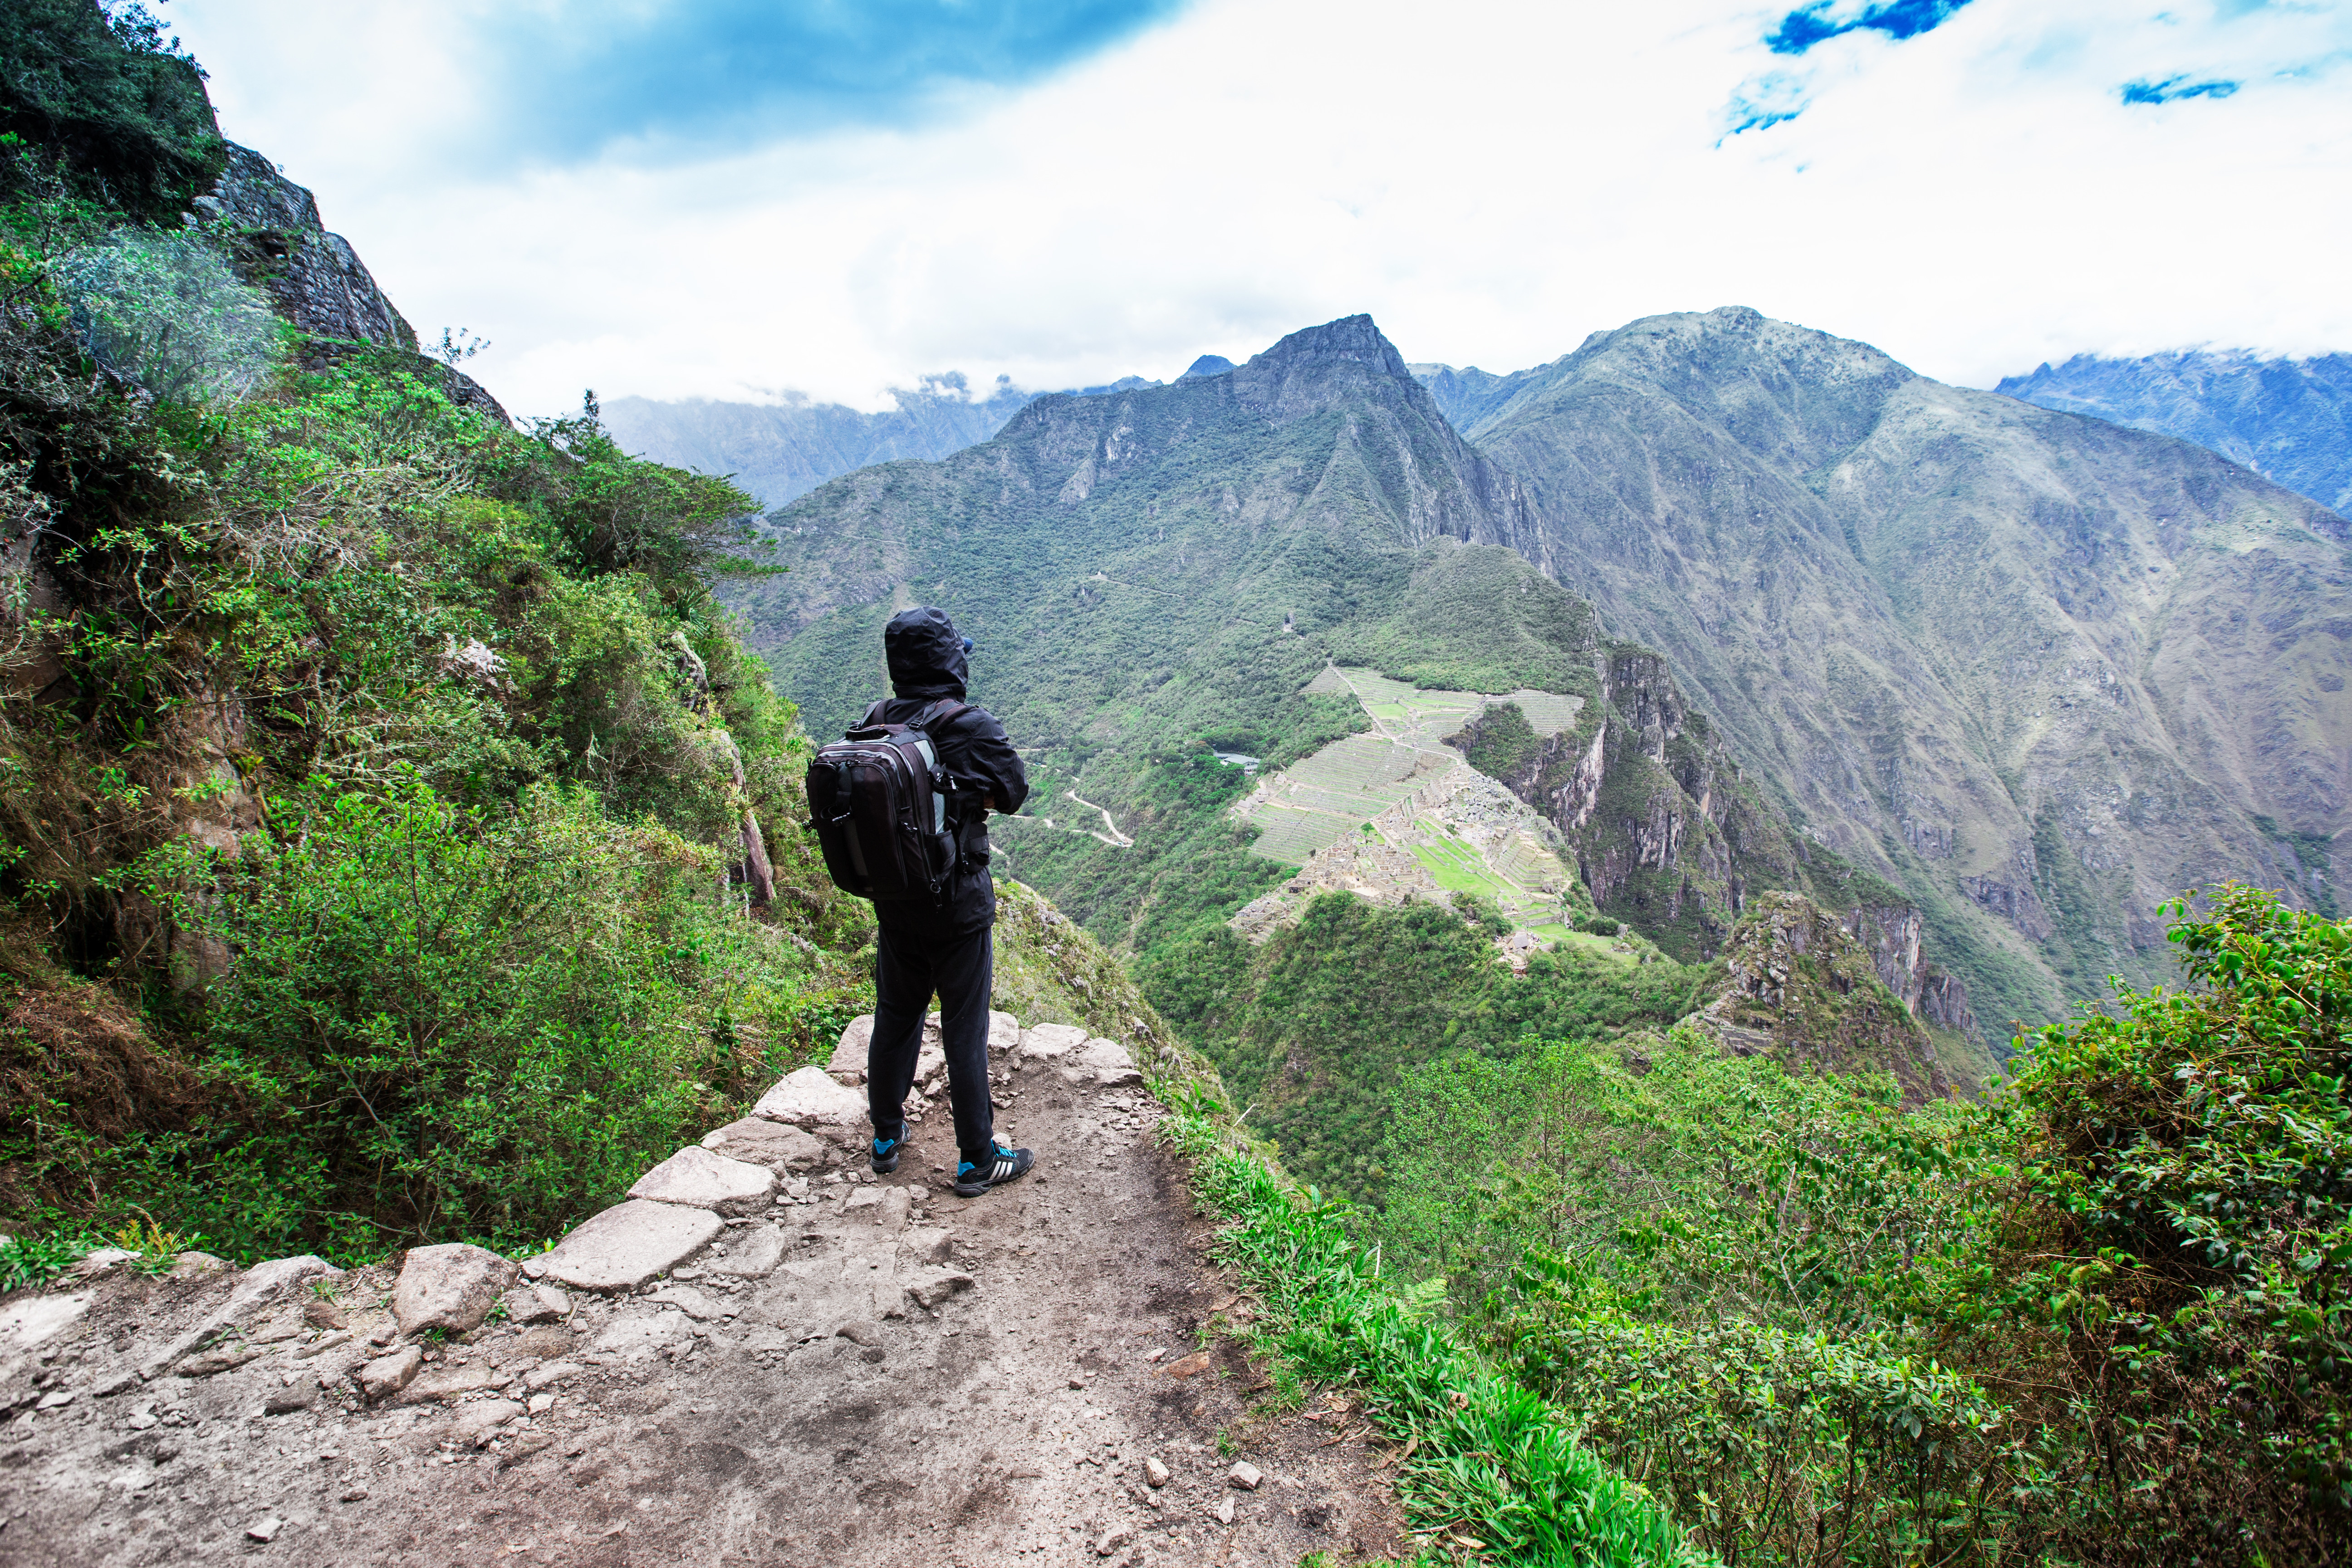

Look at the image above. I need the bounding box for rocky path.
[0,1017,1406,1566]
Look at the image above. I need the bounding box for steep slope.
[1453,307,2351,1028]
[1998,350,2352,515]
[604,377,1034,508]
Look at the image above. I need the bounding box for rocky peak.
[1225,314,1433,426]
[1692,890,1958,1103]
[194,142,509,425]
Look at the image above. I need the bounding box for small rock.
[629,1146,777,1216]
[293,1330,353,1360]
[399,1363,509,1403]
[1142,1347,1165,1362]
[528,1392,554,1415]
[126,1411,158,1431]
[903,1270,974,1312]
[368,1322,399,1346]
[340,1488,368,1503]
[174,1344,263,1378]
[168,1250,229,1279]
[1215,1495,1236,1526]
[498,1286,563,1325]
[842,1186,884,1212]
[1095,1525,1134,1556]
[1229,1460,1262,1490]
[752,1064,867,1128]
[72,1247,137,1277]
[355,1344,423,1402]
[647,1284,721,1321]
[1144,1456,1170,1487]
[451,1398,526,1448]
[94,1372,141,1398]
[247,1518,284,1543]
[302,1300,347,1331]
[263,1386,315,1416]
[393,1243,518,1338]
[524,1360,583,1392]
[1076,1038,1143,1086]
[34,1390,73,1410]
[1068,1377,1087,1390]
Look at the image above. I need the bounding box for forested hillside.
[0,4,875,1263]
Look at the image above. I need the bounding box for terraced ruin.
[1227,667,1646,965]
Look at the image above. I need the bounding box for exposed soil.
[0,1047,1407,1566]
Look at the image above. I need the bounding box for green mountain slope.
[736,316,1985,1183]
[1434,307,2351,1028]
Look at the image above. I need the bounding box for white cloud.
[169,0,2352,416]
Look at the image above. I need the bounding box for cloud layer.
[170,0,2352,416]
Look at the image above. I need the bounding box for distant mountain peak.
[1244,314,1410,380]
[1181,354,1235,379]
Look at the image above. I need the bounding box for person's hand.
[981,794,998,813]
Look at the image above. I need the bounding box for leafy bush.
[1577,915,1621,937]
[132,778,825,1259]
[0,1,225,222]
[53,228,278,402]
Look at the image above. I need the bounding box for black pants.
[869,921,995,1161]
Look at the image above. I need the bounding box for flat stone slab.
[828,1015,875,1083]
[628,1146,776,1215]
[394,1243,517,1337]
[701,1116,826,1172]
[712,1224,788,1278]
[1018,1023,1090,1062]
[525,1199,724,1292]
[755,1064,868,1128]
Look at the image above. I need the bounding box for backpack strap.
[908,698,968,733]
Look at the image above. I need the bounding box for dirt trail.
[0,1020,1405,1566]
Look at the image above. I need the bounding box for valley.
[7,5,2352,1560]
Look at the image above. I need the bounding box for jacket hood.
[884,605,969,699]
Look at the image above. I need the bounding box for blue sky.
[167,0,2352,415]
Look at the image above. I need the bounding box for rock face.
[526,1200,726,1292]
[628,1146,777,1216]
[1691,891,1958,1102]
[195,142,509,425]
[392,1244,517,1338]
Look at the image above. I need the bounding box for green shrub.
[54,228,279,402]
[135,776,827,1260]
[1577,915,1621,937]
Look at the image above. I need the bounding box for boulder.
[393,1243,517,1338]
[143,1254,341,1379]
[1017,1023,1089,1063]
[1076,1038,1143,1086]
[701,1116,826,1173]
[627,1147,776,1216]
[987,1010,1022,1054]
[647,1284,722,1321]
[754,1065,868,1128]
[355,1344,422,1402]
[828,1016,875,1083]
[525,1200,724,1292]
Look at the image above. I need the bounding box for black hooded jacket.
[863,606,1028,936]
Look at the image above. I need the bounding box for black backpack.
[805,698,969,903]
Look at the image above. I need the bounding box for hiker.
[858,605,1034,1198]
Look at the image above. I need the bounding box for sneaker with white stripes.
[952,1142,1034,1197]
